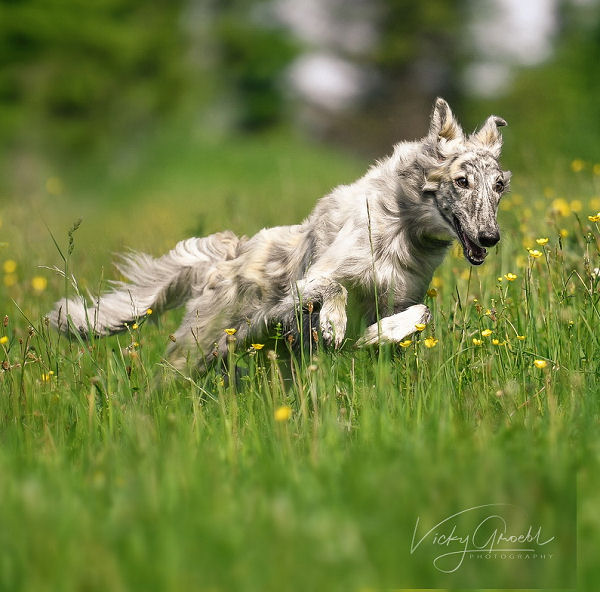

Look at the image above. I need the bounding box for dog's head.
[420,98,511,265]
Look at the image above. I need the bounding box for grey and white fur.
[50,99,510,372]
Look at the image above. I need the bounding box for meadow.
[0,128,598,591]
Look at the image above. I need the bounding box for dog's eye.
[455,177,469,189]
[494,179,505,193]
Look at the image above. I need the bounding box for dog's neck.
[361,142,453,305]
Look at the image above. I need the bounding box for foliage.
[0,0,189,157]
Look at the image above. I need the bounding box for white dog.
[50,98,510,372]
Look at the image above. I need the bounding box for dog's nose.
[478,231,500,247]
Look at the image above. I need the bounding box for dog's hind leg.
[356,304,431,347]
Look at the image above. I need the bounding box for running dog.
[50,98,510,372]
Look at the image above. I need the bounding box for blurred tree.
[297,0,466,155]
[213,2,297,130]
[0,0,190,162]
[465,0,600,171]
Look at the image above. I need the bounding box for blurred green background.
[1,0,599,193]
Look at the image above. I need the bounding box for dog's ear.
[471,115,507,157]
[428,97,464,143]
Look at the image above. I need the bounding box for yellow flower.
[3,259,17,274]
[31,276,47,292]
[132,323,138,330]
[251,343,264,350]
[551,198,571,217]
[45,177,64,195]
[492,339,500,345]
[504,272,517,281]
[224,328,237,335]
[423,337,438,348]
[516,335,526,341]
[535,237,549,246]
[559,228,569,238]
[426,288,438,297]
[3,274,16,287]
[274,405,292,422]
[497,276,503,282]
[399,340,412,348]
[588,213,600,222]
[571,159,585,173]
[484,309,492,316]
[0,336,8,345]
[415,323,426,332]
[528,249,542,258]
[570,200,582,213]
[472,338,483,346]
[145,308,152,315]
[533,359,548,369]
[431,276,443,289]
[481,329,493,337]
[41,370,55,382]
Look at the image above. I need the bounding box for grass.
[0,130,598,591]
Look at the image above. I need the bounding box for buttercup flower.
[399,340,412,348]
[504,272,518,281]
[3,260,16,274]
[588,213,600,222]
[424,337,438,348]
[481,329,493,337]
[41,370,55,382]
[146,308,153,315]
[415,323,426,332]
[0,336,8,345]
[516,335,526,341]
[533,359,548,369]
[571,159,584,173]
[426,288,438,297]
[31,276,47,292]
[251,343,264,350]
[274,405,292,422]
[472,338,483,346]
[536,237,549,246]
[528,249,542,258]
[551,198,571,217]
[224,328,236,335]
[3,274,16,287]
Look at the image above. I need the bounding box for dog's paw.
[320,302,347,348]
[356,304,431,347]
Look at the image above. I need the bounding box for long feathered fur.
[50,98,510,373]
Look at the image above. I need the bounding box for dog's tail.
[49,231,241,337]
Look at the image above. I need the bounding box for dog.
[50,98,510,372]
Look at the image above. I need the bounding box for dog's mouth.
[452,215,487,265]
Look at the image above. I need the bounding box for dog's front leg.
[287,276,348,348]
[356,304,431,347]
[318,281,348,348]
